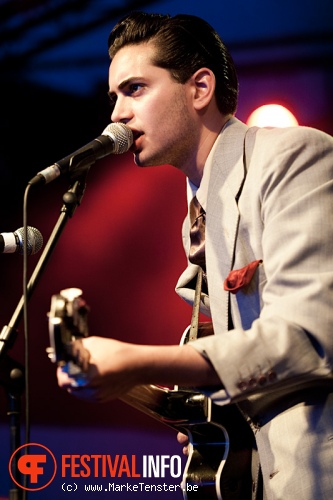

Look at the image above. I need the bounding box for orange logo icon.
[9,443,57,491]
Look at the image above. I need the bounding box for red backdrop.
[0,153,191,429]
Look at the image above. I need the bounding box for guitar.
[47,288,253,499]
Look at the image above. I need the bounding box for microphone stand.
[0,171,88,500]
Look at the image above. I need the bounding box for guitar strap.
[188,267,203,342]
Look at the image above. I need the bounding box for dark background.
[0,0,332,498]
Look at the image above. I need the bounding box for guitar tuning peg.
[46,346,56,362]
[60,288,83,302]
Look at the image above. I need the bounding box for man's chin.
[133,152,160,168]
[133,152,144,167]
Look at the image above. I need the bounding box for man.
[57,12,333,499]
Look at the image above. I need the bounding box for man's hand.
[57,336,144,402]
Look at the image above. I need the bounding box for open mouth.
[131,131,143,151]
[132,130,142,140]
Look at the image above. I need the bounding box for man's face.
[108,42,198,170]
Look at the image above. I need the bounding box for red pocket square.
[224,260,262,294]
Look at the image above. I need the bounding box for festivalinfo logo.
[8,442,198,494]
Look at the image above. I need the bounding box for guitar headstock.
[47,287,90,380]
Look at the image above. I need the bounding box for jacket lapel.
[176,118,249,330]
[205,118,249,331]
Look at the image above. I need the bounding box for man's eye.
[108,94,116,108]
[129,83,143,94]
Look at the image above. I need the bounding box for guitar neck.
[120,384,211,430]
[48,288,253,500]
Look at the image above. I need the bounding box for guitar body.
[184,403,253,500]
[47,288,253,499]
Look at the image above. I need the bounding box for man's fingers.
[177,432,190,456]
[177,432,189,444]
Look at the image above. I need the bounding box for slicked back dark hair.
[108,12,238,115]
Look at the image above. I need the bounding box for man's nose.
[111,96,131,124]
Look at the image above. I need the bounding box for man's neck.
[185,114,232,186]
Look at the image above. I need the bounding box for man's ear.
[191,68,216,110]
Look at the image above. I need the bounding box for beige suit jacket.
[176,117,333,498]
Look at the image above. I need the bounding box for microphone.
[0,227,43,255]
[28,122,133,186]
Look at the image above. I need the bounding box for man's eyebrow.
[108,76,141,97]
[118,77,134,89]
